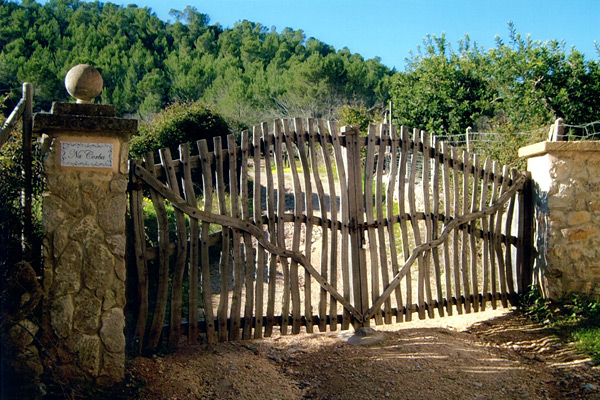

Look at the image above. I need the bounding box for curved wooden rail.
[131,161,364,322]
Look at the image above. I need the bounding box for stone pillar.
[33,65,137,385]
[519,141,600,300]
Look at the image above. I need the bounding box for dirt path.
[127,309,600,400]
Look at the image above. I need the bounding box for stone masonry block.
[54,241,83,295]
[97,193,126,234]
[98,350,125,385]
[567,210,591,226]
[110,177,128,194]
[561,227,597,242]
[73,289,102,334]
[105,234,126,259]
[46,174,80,208]
[73,334,101,377]
[99,308,125,354]
[69,215,101,243]
[50,294,74,339]
[82,241,114,290]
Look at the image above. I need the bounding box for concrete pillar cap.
[65,64,103,104]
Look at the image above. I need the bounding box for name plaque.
[60,141,114,168]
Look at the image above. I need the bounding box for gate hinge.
[128,181,143,191]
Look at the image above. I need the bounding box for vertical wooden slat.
[469,154,480,312]
[160,148,188,348]
[180,143,199,345]
[461,150,472,313]
[240,131,255,340]
[214,137,231,341]
[261,123,278,337]
[421,131,434,318]
[252,127,265,338]
[274,121,291,334]
[294,118,314,333]
[408,129,425,319]
[318,120,339,331]
[385,125,401,323]
[495,166,511,308]
[198,140,217,343]
[229,133,244,341]
[398,126,412,321]
[129,163,148,354]
[364,124,382,325]
[145,151,170,349]
[283,119,303,334]
[329,121,351,330]
[344,125,369,326]
[229,130,249,340]
[431,137,444,316]
[488,161,500,309]
[479,158,492,311]
[308,119,329,332]
[451,147,463,314]
[504,169,518,305]
[441,142,453,316]
[516,171,534,296]
[375,124,391,324]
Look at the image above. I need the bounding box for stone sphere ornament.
[64,64,103,103]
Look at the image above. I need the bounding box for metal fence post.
[22,82,33,263]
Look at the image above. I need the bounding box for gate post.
[33,65,137,385]
[342,126,369,327]
[519,141,600,300]
[516,171,534,296]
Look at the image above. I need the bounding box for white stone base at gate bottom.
[519,141,600,300]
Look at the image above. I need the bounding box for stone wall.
[34,102,136,385]
[520,141,600,300]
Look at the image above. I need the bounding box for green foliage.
[3,2,600,167]
[0,101,44,269]
[336,105,375,134]
[391,34,494,136]
[390,26,600,141]
[476,129,547,169]
[572,329,600,364]
[129,101,230,159]
[0,0,392,130]
[520,286,600,364]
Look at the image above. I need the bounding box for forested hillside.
[0,0,391,130]
[1,0,599,135]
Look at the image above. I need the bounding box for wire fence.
[564,121,600,140]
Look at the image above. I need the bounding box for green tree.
[390,34,493,135]
[390,26,600,137]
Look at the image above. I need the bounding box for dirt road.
[126,309,599,400]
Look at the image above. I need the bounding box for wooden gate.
[128,118,533,353]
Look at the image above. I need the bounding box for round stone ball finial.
[65,64,103,104]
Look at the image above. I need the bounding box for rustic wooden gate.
[128,118,533,353]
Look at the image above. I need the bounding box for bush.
[130,101,231,159]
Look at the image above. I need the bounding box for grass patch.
[520,287,600,364]
[573,328,600,364]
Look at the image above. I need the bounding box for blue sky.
[46,0,600,70]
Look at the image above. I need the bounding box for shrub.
[129,101,231,159]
